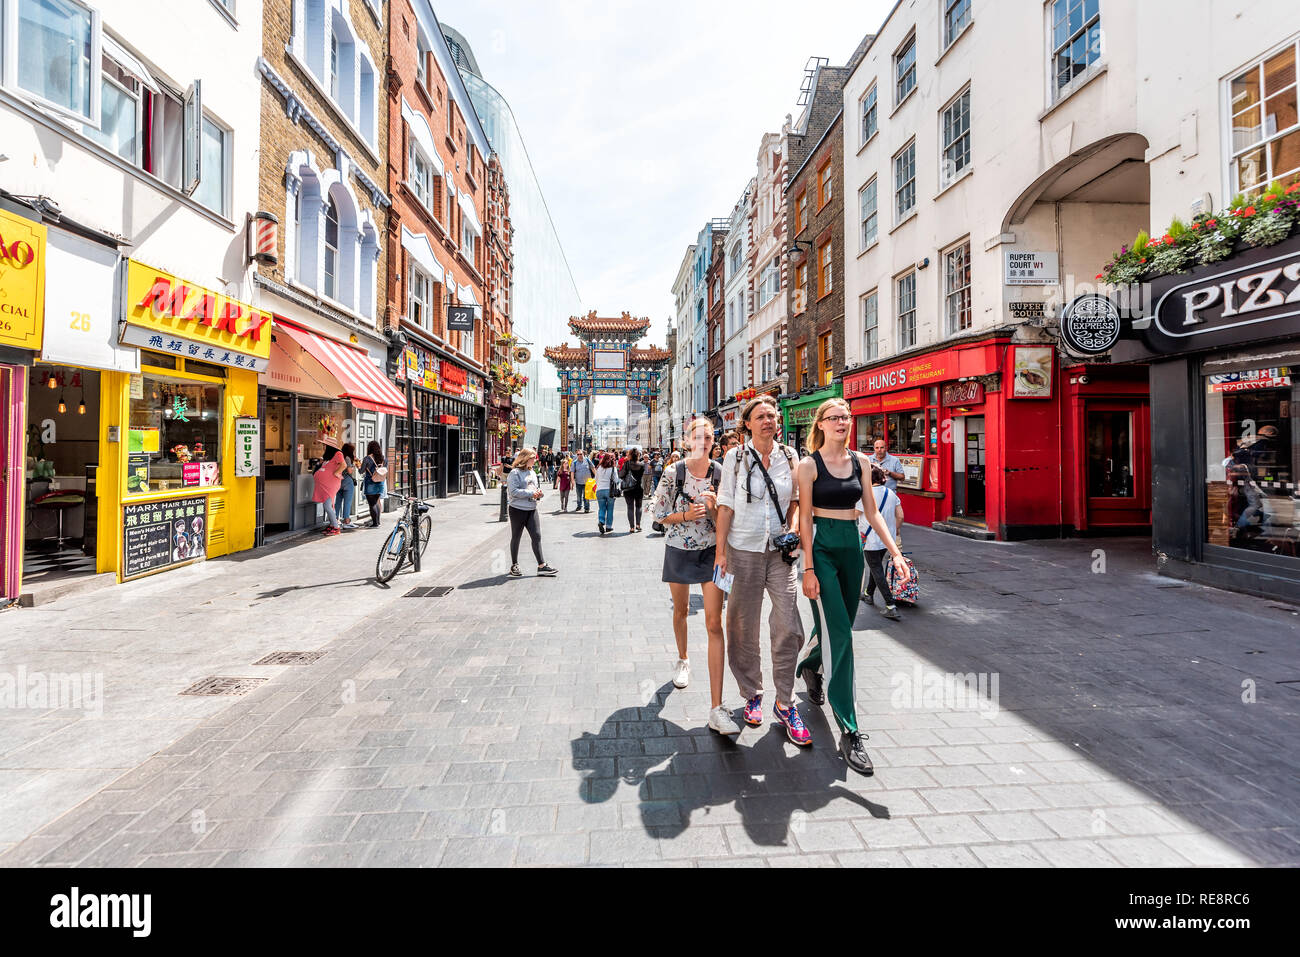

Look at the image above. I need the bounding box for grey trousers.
[726,545,805,705]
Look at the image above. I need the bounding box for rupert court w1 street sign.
[447,305,476,331]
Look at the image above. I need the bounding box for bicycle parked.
[375,493,434,584]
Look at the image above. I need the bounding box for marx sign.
[1137,233,1300,357]
[123,260,272,363]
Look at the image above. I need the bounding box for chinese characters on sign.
[1003,251,1059,285]
[122,496,209,580]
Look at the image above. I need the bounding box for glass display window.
[127,367,223,491]
[1204,365,1298,558]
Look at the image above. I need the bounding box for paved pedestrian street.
[1,498,1297,868]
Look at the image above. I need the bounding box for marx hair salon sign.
[1144,233,1300,355]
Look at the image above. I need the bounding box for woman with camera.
[714,395,810,746]
[651,417,735,735]
[794,398,909,776]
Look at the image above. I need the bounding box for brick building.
[746,130,791,399]
[384,0,497,497]
[705,229,728,419]
[483,154,514,468]
[780,41,871,448]
[254,0,404,534]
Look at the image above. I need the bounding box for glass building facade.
[455,58,584,451]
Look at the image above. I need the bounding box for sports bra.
[812,451,863,509]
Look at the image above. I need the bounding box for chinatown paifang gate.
[544,312,671,451]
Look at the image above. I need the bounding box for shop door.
[964,416,986,518]
[1085,402,1151,528]
[435,426,460,497]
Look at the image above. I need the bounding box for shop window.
[1227,39,1300,198]
[887,411,926,455]
[1050,0,1101,102]
[1204,366,1298,558]
[944,240,972,334]
[128,372,223,490]
[856,413,885,453]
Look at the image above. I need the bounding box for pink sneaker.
[774,703,812,747]
[743,695,763,727]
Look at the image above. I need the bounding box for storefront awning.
[274,320,408,416]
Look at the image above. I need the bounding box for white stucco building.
[747,128,791,398]
[719,178,755,432]
[670,244,696,442]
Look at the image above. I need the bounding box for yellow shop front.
[98,261,268,581]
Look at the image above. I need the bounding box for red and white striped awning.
[274,318,408,416]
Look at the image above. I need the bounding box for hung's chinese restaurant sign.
[0,207,47,350]
[122,260,273,370]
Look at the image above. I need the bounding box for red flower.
[1191,221,1201,229]
[1207,218,1217,227]
[1245,206,1257,216]
[1139,257,1147,263]
[1095,273,1104,280]
[1163,234,1174,244]
[1286,183,1300,195]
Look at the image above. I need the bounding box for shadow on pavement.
[571,683,889,850]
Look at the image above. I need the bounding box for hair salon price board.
[122,496,209,581]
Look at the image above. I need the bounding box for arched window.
[323,199,339,300]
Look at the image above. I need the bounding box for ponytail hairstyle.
[807,398,853,454]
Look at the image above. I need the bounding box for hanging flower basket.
[1098,179,1300,285]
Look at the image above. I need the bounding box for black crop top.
[811,451,863,509]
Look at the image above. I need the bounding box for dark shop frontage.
[1115,233,1300,602]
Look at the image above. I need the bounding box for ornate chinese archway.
[544,311,671,451]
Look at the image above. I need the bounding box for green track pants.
[797,517,864,735]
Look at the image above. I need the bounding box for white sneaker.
[708,705,741,736]
[672,659,691,689]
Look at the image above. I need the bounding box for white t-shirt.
[860,485,903,550]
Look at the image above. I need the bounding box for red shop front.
[843,334,1150,540]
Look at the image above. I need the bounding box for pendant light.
[77,384,86,415]
[57,390,67,414]
[46,370,58,389]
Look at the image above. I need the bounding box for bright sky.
[442,0,891,425]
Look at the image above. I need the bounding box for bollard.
[499,479,508,522]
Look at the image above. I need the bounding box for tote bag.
[584,478,597,501]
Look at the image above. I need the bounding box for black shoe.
[840,731,874,776]
[803,667,825,706]
[861,591,874,605]
[537,563,558,577]
[881,605,901,621]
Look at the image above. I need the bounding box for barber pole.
[247,211,279,266]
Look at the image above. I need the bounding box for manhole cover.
[405,586,454,598]
[180,676,268,697]
[253,651,326,666]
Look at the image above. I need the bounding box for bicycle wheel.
[417,513,433,560]
[376,523,409,583]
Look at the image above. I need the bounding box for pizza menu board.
[122,496,209,580]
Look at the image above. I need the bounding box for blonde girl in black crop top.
[796,398,909,600]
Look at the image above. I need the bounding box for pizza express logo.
[1062,294,1121,355]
